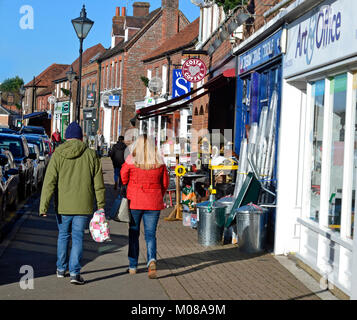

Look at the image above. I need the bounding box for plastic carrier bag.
[89,209,111,242]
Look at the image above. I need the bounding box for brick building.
[52,44,105,140]
[97,0,190,147]
[23,63,69,116]
[137,18,199,164]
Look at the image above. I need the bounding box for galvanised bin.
[196,201,226,246]
[236,204,268,253]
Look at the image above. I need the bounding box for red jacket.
[120,156,169,210]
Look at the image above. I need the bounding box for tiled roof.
[98,8,161,62]
[142,18,199,62]
[24,63,69,88]
[98,41,126,62]
[54,43,106,82]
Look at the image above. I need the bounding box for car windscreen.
[26,138,44,155]
[22,127,45,135]
[0,137,24,158]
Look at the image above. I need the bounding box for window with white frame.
[309,80,325,223]
[306,72,357,239]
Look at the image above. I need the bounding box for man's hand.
[40,213,47,217]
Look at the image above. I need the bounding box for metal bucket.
[196,201,226,246]
[236,205,268,253]
[217,197,236,244]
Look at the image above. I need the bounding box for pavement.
[0,157,338,300]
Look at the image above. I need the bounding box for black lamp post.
[19,85,25,126]
[71,5,94,123]
[66,66,77,118]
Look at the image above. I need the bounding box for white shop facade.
[275,0,357,298]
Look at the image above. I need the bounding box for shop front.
[276,0,357,297]
[83,107,97,145]
[233,28,284,248]
[53,101,70,140]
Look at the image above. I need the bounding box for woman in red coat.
[121,134,169,278]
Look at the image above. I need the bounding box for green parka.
[39,139,105,215]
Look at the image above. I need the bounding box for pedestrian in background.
[51,128,61,149]
[39,122,105,285]
[94,129,104,157]
[108,135,127,190]
[121,134,169,279]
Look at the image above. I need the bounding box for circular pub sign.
[182,58,207,83]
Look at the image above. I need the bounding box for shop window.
[310,80,325,222]
[328,74,347,232]
[352,75,357,238]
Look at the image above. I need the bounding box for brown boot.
[148,261,157,279]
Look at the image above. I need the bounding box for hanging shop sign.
[62,102,70,114]
[182,58,207,83]
[284,0,355,78]
[108,95,120,107]
[172,69,191,99]
[238,28,283,75]
[54,103,62,114]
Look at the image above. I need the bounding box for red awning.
[137,69,236,120]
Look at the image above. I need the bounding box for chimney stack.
[133,2,150,17]
[112,6,125,48]
[122,7,126,16]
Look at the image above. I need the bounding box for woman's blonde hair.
[131,134,164,170]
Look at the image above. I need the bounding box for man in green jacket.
[40,121,105,285]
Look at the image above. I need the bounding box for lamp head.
[71,5,94,40]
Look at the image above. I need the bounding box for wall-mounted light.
[219,27,230,41]
[236,12,251,25]
[213,37,222,49]
[227,19,239,34]
[207,45,215,56]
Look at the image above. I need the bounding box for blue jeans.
[128,210,160,270]
[56,214,88,276]
[114,167,121,185]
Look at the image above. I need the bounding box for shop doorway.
[61,115,69,140]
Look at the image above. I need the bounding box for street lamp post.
[71,5,94,124]
[19,85,25,127]
[66,66,77,121]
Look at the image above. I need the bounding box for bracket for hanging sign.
[182,50,208,59]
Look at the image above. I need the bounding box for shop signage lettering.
[238,29,282,75]
[62,102,69,114]
[182,58,207,83]
[295,5,341,61]
[108,95,120,107]
[172,69,191,100]
[284,0,356,78]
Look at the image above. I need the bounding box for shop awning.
[23,111,51,120]
[136,68,236,120]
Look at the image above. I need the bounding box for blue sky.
[0,0,200,85]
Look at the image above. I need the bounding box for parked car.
[0,150,20,212]
[19,125,47,137]
[23,134,49,169]
[0,127,17,134]
[0,133,35,199]
[27,143,45,192]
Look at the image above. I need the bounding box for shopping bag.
[89,209,111,243]
[115,197,131,223]
[109,193,123,219]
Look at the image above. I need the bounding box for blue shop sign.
[109,95,120,107]
[172,69,191,100]
[238,29,283,75]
